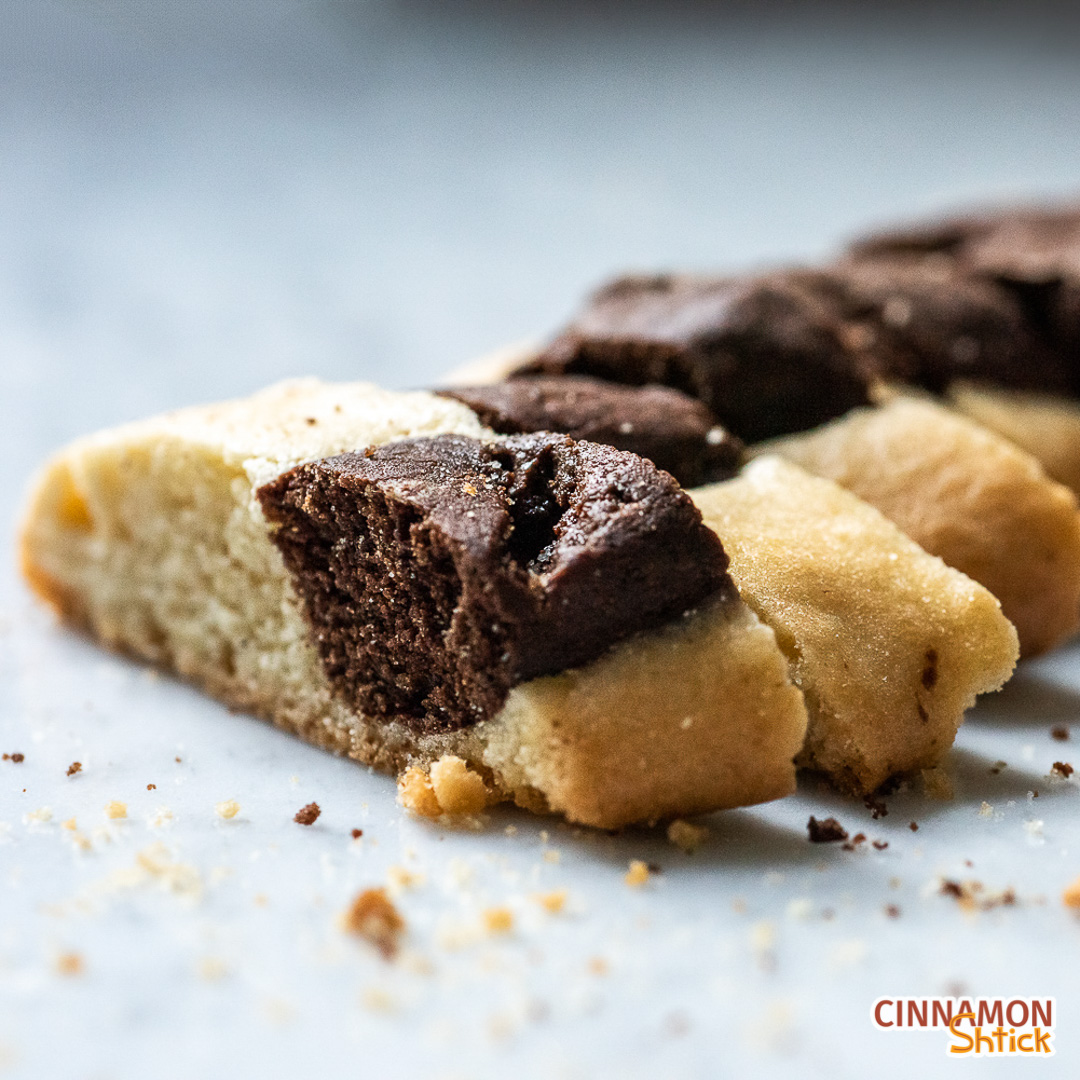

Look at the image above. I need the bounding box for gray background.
[3,3,1080,1078]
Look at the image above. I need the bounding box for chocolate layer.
[437,375,743,487]
[847,204,1080,396]
[258,433,733,734]
[522,274,875,443]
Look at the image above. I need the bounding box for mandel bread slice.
[692,458,1019,794]
[19,379,808,829]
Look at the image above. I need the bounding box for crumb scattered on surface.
[807,816,848,843]
[842,832,866,851]
[667,819,709,853]
[61,817,77,831]
[873,840,889,851]
[482,907,514,934]
[940,878,1017,912]
[885,904,901,918]
[1052,761,1074,778]
[2,752,24,763]
[625,860,651,887]
[351,828,363,839]
[909,821,919,832]
[104,801,127,820]
[147,783,156,791]
[294,802,320,826]
[341,887,405,959]
[1052,725,1070,742]
[921,766,954,800]
[148,807,174,828]
[978,801,994,818]
[863,795,888,819]
[387,866,423,892]
[55,952,83,977]
[215,800,240,820]
[535,890,567,914]
[197,956,229,982]
[1063,877,1080,909]
[66,762,82,777]
[24,807,52,825]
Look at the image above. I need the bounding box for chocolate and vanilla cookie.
[499,264,1080,657]
[19,380,807,829]
[847,202,1080,494]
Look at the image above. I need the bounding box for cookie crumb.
[667,819,708,853]
[61,817,77,831]
[3,752,24,763]
[66,761,82,777]
[215,800,240,820]
[909,821,919,832]
[625,859,651,887]
[428,756,489,815]
[534,889,567,914]
[341,887,405,959]
[978,801,994,818]
[1052,761,1074,779]
[807,816,848,843]
[482,907,514,934]
[873,840,889,851]
[147,783,156,791]
[885,904,901,918]
[1063,877,1080,909]
[55,952,84,977]
[1052,725,1070,742]
[294,802,320,826]
[863,795,888,819]
[351,828,363,839]
[387,865,423,892]
[104,801,127,820]
[397,766,441,818]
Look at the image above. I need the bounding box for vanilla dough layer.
[19,379,807,829]
[759,397,1080,658]
[692,458,1019,795]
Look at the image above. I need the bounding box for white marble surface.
[3,2,1080,1077]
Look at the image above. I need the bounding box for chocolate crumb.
[1052,761,1074,778]
[294,802,321,826]
[863,795,888,819]
[66,761,82,777]
[3,752,24,763]
[873,840,889,851]
[808,816,849,843]
[351,828,363,839]
[885,904,901,918]
[940,880,964,898]
[1052,725,1070,742]
[909,821,919,832]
